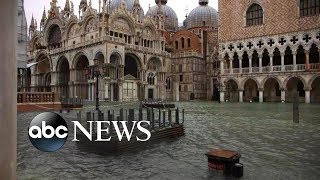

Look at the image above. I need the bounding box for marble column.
[259,89,264,103]
[88,83,92,101]
[173,81,180,102]
[281,52,285,71]
[239,57,243,74]
[229,58,233,74]
[220,60,224,75]
[249,55,252,73]
[293,51,297,71]
[305,50,310,71]
[110,84,114,101]
[259,54,263,73]
[269,54,273,72]
[305,89,310,104]
[105,82,109,99]
[0,0,17,178]
[91,83,95,101]
[220,91,225,102]
[119,83,123,101]
[281,90,286,102]
[239,90,243,103]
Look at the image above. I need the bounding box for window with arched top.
[187,38,191,47]
[246,4,263,26]
[300,0,320,17]
[147,73,155,85]
[181,38,185,49]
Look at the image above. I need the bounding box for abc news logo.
[28,112,151,152]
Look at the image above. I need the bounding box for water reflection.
[17,102,320,179]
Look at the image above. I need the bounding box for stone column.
[292,51,297,71]
[239,56,243,74]
[281,89,286,102]
[305,50,310,71]
[229,58,233,74]
[239,90,243,103]
[88,83,92,101]
[105,82,109,99]
[0,0,17,178]
[305,88,311,104]
[91,83,95,101]
[249,55,252,73]
[119,83,123,101]
[259,89,264,103]
[220,91,225,102]
[269,54,273,72]
[281,52,285,71]
[259,54,263,73]
[110,84,114,101]
[220,60,224,75]
[173,81,180,102]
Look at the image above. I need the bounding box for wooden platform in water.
[76,125,185,154]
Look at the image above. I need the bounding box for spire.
[199,0,209,6]
[30,15,35,29]
[41,7,47,25]
[89,0,92,7]
[64,0,70,12]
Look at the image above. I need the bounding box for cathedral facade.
[218,0,320,103]
[25,0,219,102]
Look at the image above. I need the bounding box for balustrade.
[17,92,57,103]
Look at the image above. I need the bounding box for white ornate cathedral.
[24,0,319,103]
[25,0,219,102]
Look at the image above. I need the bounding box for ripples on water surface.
[17,102,320,180]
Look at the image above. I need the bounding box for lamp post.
[92,58,107,111]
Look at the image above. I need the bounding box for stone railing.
[297,64,305,71]
[242,68,249,73]
[17,92,59,103]
[222,63,320,75]
[285,65,294,71]
[252,67,259,73]
[309,63,320,70]
[125,44,169,56]
[272,66,281,72]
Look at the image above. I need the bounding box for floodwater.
[17,102,320,180]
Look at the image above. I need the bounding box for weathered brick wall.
[219,0,320,42]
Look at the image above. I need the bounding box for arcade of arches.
[220,75,320,103]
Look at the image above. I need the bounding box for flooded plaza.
[17,102,320,180]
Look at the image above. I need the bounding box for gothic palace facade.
[218,0,320,103]
[25,0,320,103]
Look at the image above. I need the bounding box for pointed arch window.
[246,4,263,26]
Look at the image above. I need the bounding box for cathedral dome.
[110,0,134,11]
[146,0,178,32]
[185,0,218,29]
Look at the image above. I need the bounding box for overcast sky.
[24,0,218,29]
